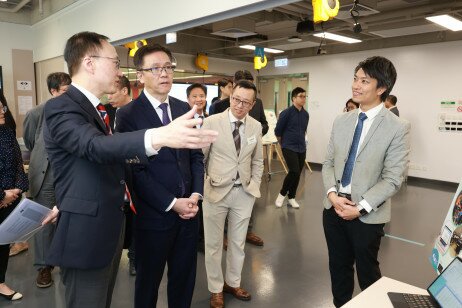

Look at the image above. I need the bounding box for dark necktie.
[159,103,171,126]
[233,121,242,180]
[341,112,368,187]
[96,103,112,134]
[198,115,204,128]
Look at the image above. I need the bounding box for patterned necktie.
[233,121,242,180]
[341,112,368,187]
[158,103,171,126]
[96,103,112,134]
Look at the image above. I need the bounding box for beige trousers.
[203,186,255,293]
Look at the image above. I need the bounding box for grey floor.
[2,164,457,308]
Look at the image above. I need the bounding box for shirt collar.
[72,82,100,108]
[359,103,383,121]
[228,109,247,125]
[144,90,169,109]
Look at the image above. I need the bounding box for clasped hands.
[328,192,361,220]
[0,188,21,208]
[173,194,199,220]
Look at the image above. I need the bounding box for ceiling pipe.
[0,0,31,13]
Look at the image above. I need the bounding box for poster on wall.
[438,100,462,132]
[262,109,277,144]
[430,179,462,273]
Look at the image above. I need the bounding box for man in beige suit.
[202,80,263,308]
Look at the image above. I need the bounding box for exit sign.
[275,58,288,67]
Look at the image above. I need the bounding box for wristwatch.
[359,208,368,217]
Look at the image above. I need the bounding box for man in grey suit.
[322,56,410,307]
[385,94,399,116]
[23,72,71,288]
[202,80,263,308]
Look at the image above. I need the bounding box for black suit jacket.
[209,97,269,135]
[43,85,148,269]
[115,92,204,230]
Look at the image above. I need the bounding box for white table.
[343,277,428,307]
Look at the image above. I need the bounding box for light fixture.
[287,36,302,43]
[313,32,361,43]
[166,32,177,44]
[239,45,284,54]
[426,15,462,31]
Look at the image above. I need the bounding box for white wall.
[261,40,462,183]
[0,22,34,117]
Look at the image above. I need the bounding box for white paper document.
[0,198,51,244]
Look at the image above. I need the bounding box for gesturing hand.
[151,105,218,150]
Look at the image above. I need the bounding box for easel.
[263,142,313,180]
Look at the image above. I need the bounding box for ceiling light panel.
[313,32,361,43]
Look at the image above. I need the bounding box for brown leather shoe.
[210,292,224,308]
[9,242,29,257]
[36,266,53,288]
[223,283,251,301]
[246,232,264,246]
[223,236,228,251]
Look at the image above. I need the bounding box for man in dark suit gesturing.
[116,44,204,308]
[42,32,216,308]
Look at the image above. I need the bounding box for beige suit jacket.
[202,109,264,203]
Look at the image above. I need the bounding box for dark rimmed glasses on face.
[231,96,253,108]
[138,66,176,76]
[90,55,121,70]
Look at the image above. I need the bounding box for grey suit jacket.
[202,109,264,203]
[322,106,410,224]
[24,103,53,198]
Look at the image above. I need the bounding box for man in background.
[274,87,309,209]
[23,72,71,288]
[385,94,399,116]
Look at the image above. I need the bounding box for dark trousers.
[197,200,205,246]
[323,207,385,307]
[135,218,198,308]
[60,221,125,308]
[280,149,306,199]
[124,203,136,262]
[0,202,16,283]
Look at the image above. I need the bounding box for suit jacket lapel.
[68,85,107,134]
[138,92,163,128]
[357,107,386,156]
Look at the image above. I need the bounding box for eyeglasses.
[0,105,7,113]
[231,96,253,108]
[296,95,306,99]
[138,65,176,75]
[90,55,121,69]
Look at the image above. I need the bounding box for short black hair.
[355,56,397,102]
[133,44,173,69]
[186,83,207,97]
[47,72,71,95]
[386,94,397,106]
[233,79,257,101]
[291,87,306,100]
[64,31,109,77]
[218,78,232,88]
[234,70,254,82]
[118,75,131,96]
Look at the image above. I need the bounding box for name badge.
[247,135,257,145]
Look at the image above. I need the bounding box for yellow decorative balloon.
[313,0,339,24]
[254,55,267,70]
[195,53,209,71]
